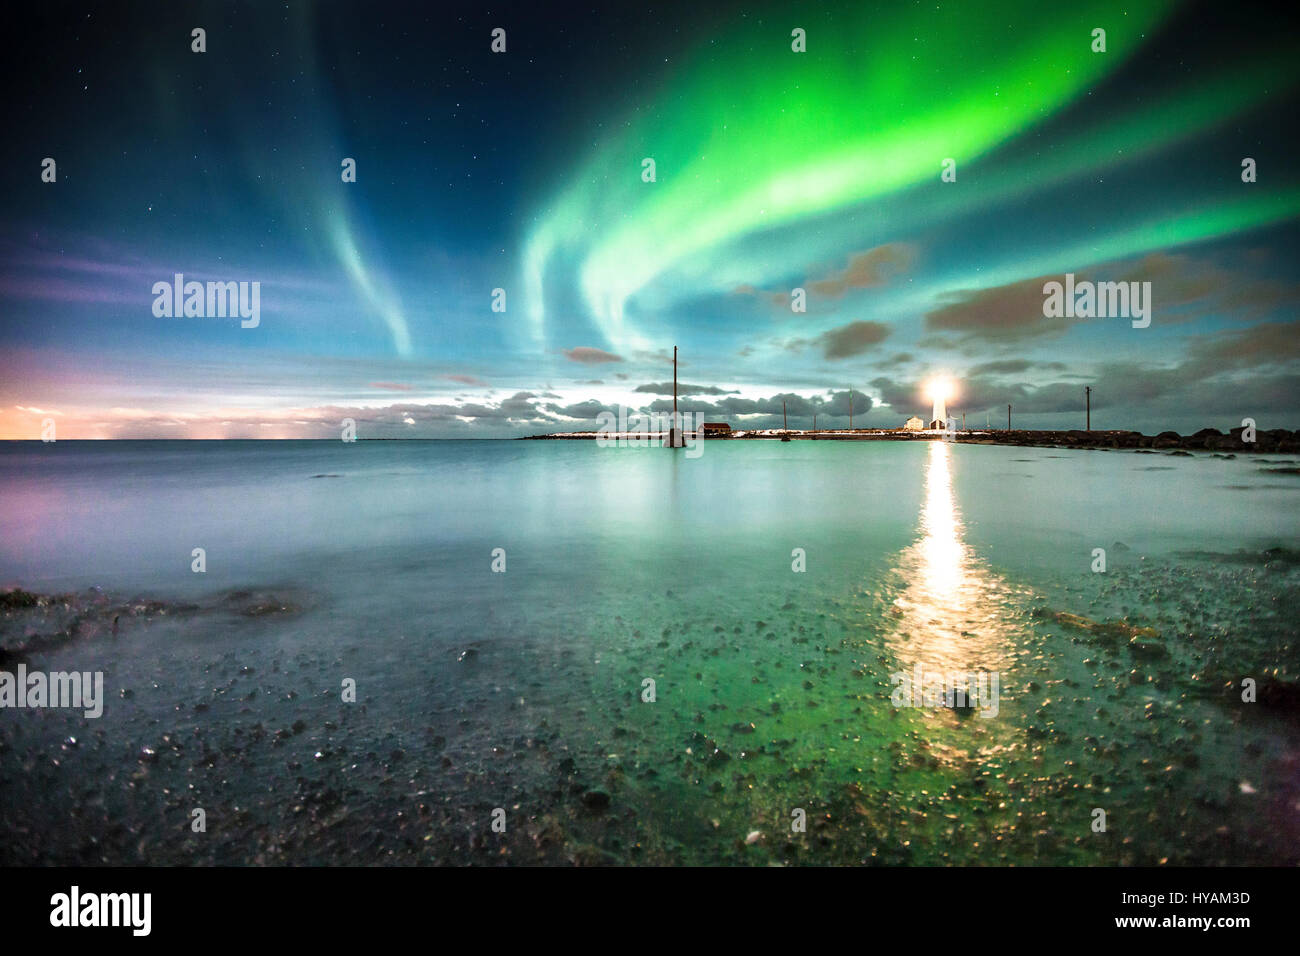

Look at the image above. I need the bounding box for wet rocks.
[0,589,40,609]
[1127,633,1168,659]
[954,427,1298,454]
[1035,608,1164,654]
[1249,678,1300,717]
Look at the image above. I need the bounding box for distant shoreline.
[524,427,1299,453]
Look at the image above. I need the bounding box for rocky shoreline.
[5,547,1298,866]
[953,426,1300,454]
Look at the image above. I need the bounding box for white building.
[903,416,924,431]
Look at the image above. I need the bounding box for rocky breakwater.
[959,426,1299,453]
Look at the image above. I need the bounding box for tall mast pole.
[668,345,682,448]
[673,346,678,421]
[1085,386,1091,431]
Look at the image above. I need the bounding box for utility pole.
[673,345,678,443]
[1007,404,1012,431]
[849,389,853,430]
[1085,386,1091,431]
[668,346,684,448]
[962,412,966,432]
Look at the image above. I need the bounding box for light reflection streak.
[884,441,1022,678]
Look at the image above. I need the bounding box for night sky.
[3,0,1299,437]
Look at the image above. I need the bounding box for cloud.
[874,352,915,369]
[369,381,415,391]
[925,274,1073,344]
[807,244,915,299]
[736,243,914,308]
[865,317,1300,430]
[966,359,1066,376]
[643,388,872,422]
[819,320,892,359]
[926,254,1300,354]
[1185,321,1300,370]
[564,346,624,364]
[1115,252,1300,321]
[633,382,739,396]
[546,399,608,419]
[446,374,488,386]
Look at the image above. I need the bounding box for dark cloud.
[563,346,624,364]
[1185,321,1300,370]
[807,243,915,298]
[874,352,915,369]
[1115,252,1300,322]
[547,399,608,419]
[926,254,1300,355]
[452,391,547,420]
[819,320,891,359]
[737,243,914,308]
[965,359,1066,376]
[633,382,739,396]
[644,388,872,423]
[785,321,892,359]
[967,359,1033,376]
[925,274,1073,343]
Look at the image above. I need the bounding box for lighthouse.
[926,377,952,430]
[930,392,947,430]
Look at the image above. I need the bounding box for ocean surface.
[1,438,1298,865]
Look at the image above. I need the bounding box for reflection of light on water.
[885,442,1020,675]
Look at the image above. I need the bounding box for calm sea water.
[1,439,1297,865]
